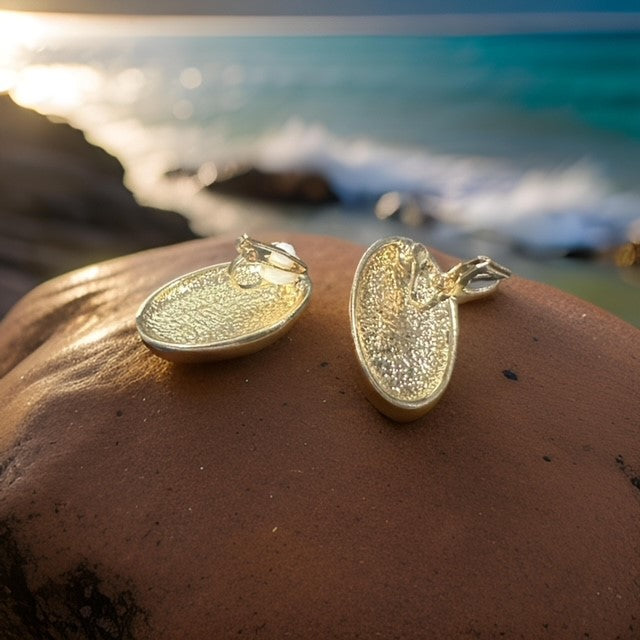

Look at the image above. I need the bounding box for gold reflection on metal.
[350,237,510,422]
[136,235,311,362]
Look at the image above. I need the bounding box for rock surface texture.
[0,233,639,639]
[0,95,196,316]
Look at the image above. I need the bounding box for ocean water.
[2,13,640,259]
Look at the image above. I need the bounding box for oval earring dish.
[350,237,510,422]
[136,235,312,363]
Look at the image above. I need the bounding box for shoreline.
[1,94,638,327]
[0,94,197,316]
[158,176,640,327]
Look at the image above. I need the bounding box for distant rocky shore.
[2,94,638,319]
[166,164,339,205]
[166,162,640,266]
[0,95,197,316]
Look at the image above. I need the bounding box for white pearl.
[260,242,299,285]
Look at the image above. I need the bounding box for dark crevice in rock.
[615,454,640,496]
[0,520,147,639]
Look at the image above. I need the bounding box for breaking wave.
[254,119,638,252]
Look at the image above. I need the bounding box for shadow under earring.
[350,236,510,422]
[136,234,312,362]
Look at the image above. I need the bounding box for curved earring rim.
[135,239,312,363]
[349,236,458,422]
[350,235,509,422]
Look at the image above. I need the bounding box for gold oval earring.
[136,234,312,362]
[350,236,510,422]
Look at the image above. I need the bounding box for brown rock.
[0,233,639,639]
[205,165,339,204]
[0,94,197,316]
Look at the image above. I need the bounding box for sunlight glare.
[0,10,55,93]
[112,67,146,104]
[0,69,17,93]
[0,11,50,58]
[11,64,103,114]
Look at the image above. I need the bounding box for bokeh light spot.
[179,67,202,90]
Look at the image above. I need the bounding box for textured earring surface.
[350,236,510,422]
[136,235,312,362]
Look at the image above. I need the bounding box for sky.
[1,0,639,14]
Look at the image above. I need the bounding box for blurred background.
[0,1,639,322]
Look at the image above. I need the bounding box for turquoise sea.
[2,12,639,321]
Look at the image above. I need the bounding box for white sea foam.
[9,55,637,254]
[6,31,639,255]
[254,119,639,252]
[69,113,640,253]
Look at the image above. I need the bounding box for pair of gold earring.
[136,234,510,422]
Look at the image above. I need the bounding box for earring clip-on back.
[350,237,510,422]
[136,234,312,362]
